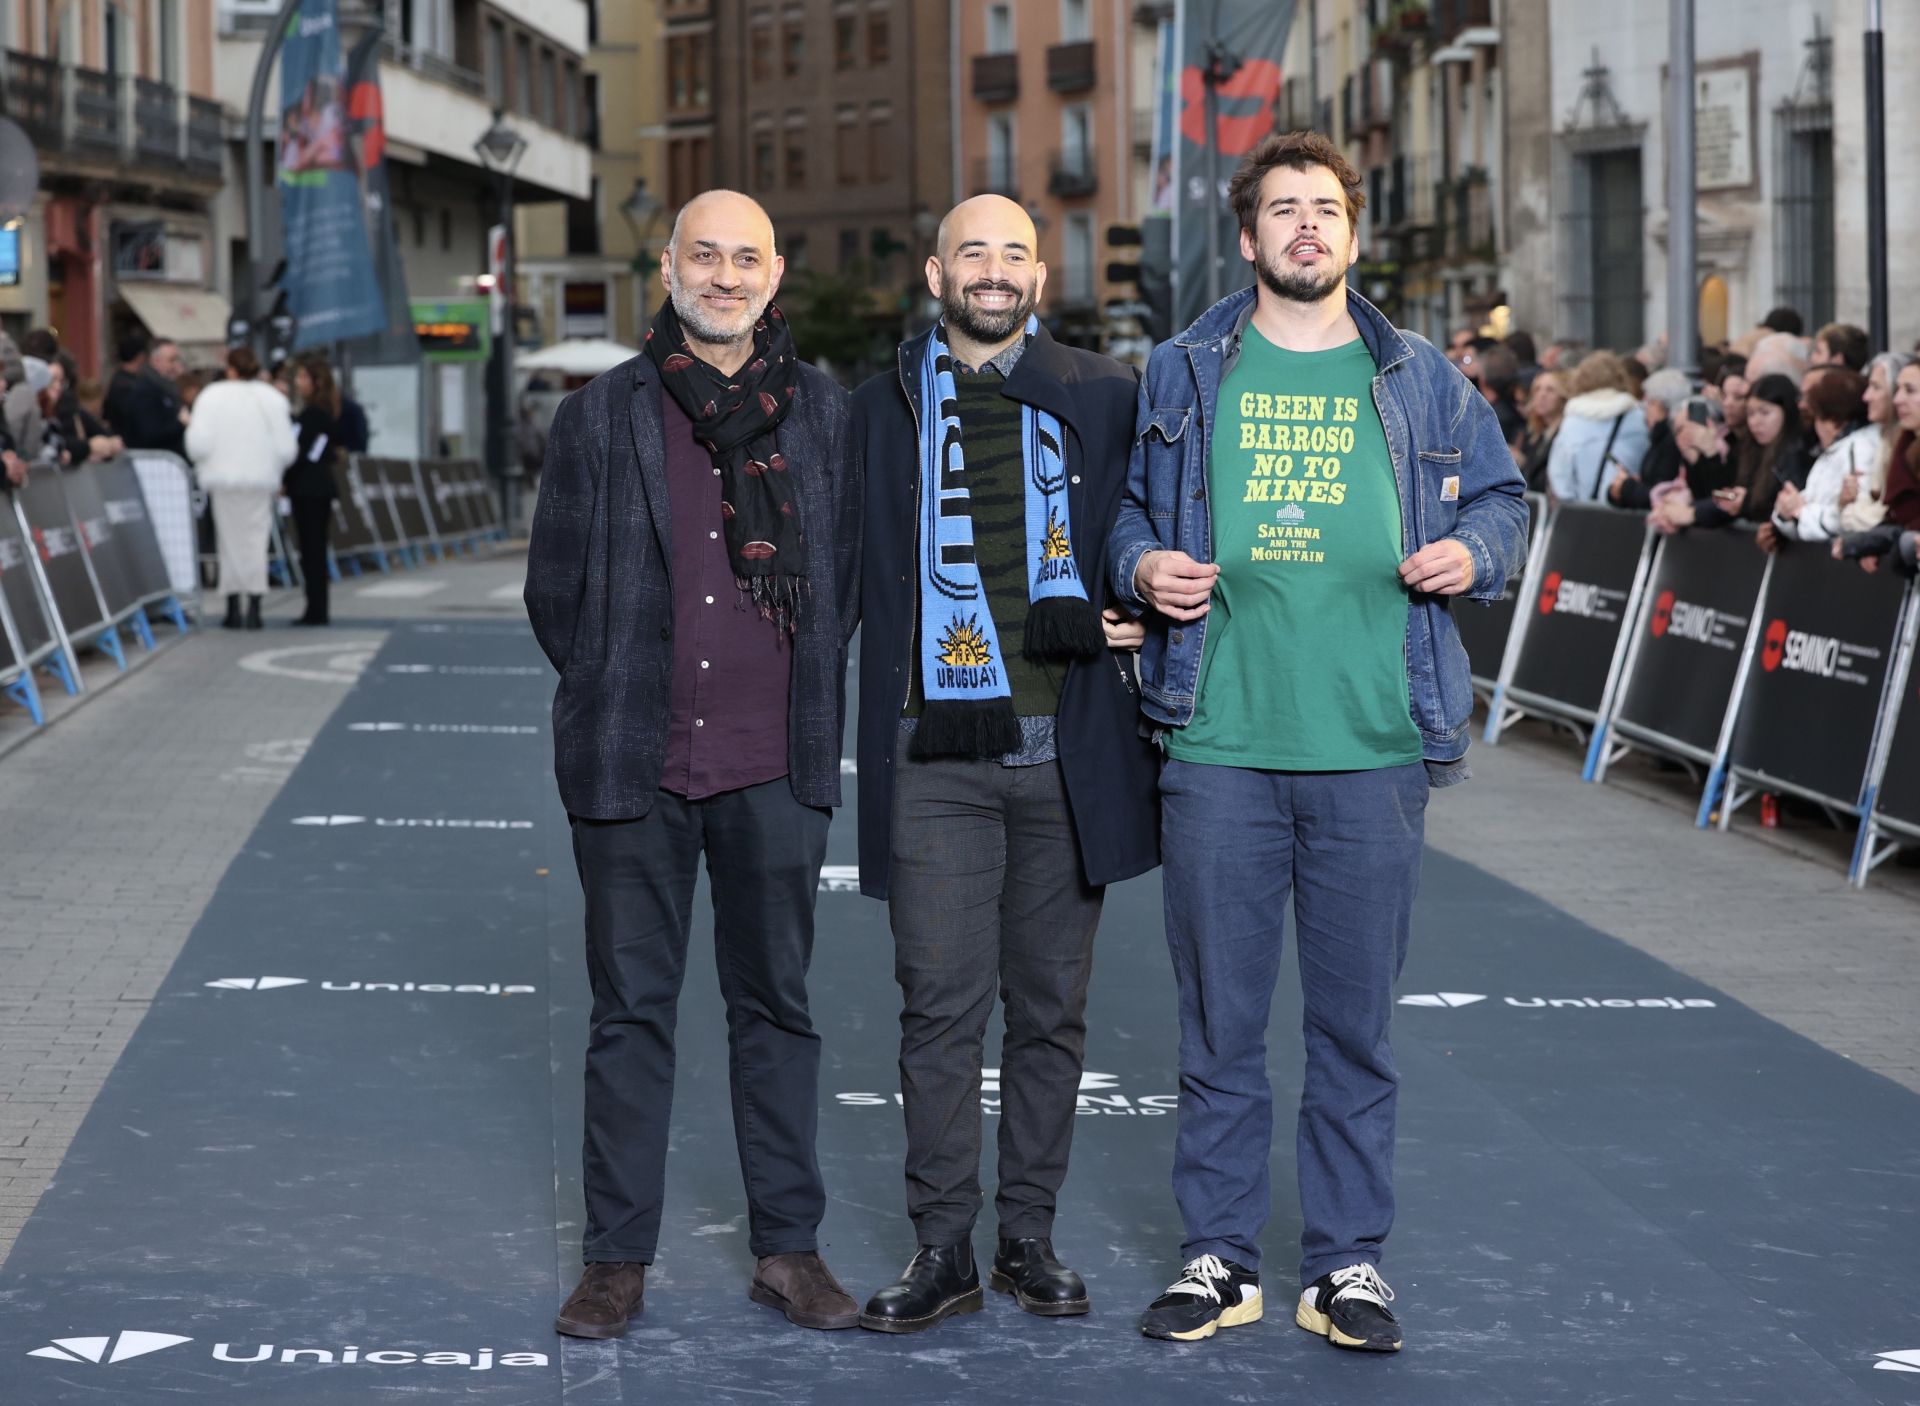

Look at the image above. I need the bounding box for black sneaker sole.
[857,1286,985,1333]
[1294,1296,1401,1351]
[1140,1292,1264,1342]
[987,1268,1090,1317]
[748,1280,860,1330]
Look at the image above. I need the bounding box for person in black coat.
[850,195,1160,1334]
[286,355,343,625]
[103,332,189,455]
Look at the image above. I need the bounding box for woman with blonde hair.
[1516,369,1569,491]
[1544,350,1650,503]
[1839,351,1912,534]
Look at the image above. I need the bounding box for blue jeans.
[1160,758,1428,1285]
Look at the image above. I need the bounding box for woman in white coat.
[185,347,298,629]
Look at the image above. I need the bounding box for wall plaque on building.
[1694,65,1754,192]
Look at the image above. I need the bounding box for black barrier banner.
[1612,529,1770,761]
[1727,547,1908,807]
[1503,505,1649,720]
[1869,646,1920,831]
[326,460,381,554]
[0,502,55,661]
[56,467,141,620]
[373,459,434,542]
[340,457,403,548]
[90,458,174,602]
[1458,496,1544,687]
[418,459,474,537]
[450,459,498,531]
[14,474,106,639]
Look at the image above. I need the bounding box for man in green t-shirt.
[1108,131,1527,1352]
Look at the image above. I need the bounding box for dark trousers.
[887,753,1104,1245]
[571,779,831,1263]
[289,495,331,622]
[1160,759,1428,1285]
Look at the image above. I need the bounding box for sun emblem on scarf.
[1040,507,1073,562]
[937,614,995,668]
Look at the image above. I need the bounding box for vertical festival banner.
[345,29,420,361]
[278,0,387,348]
[1172,0,1296,331]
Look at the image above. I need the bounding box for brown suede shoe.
[749,1251,861,1330]
[554,1262,647,1339]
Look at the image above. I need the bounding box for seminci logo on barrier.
[838,1069,1176,1116]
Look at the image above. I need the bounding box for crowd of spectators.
[1454,304,1920,579]
[0,326,369,627]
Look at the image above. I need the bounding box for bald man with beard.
[849,195,1161,1333]
[527,190,863,1338]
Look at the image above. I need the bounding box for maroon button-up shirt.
[658,393,792,800]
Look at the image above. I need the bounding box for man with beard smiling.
[850,194,1160,1333]
[527,190,862,1339]
[1109,132,1526,1350]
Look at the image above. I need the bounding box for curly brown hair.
[1227,130,1366,237]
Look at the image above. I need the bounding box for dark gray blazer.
[524,352,859,820]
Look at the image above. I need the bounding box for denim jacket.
[1107,286,1528,780]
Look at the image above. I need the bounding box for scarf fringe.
[1023,596,1106,661]
[743,575,802,634]
[909,698,1023,761]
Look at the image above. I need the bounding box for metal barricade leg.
[94,623,127,671]
[4,672,45,726]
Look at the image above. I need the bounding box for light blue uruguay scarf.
[912,317,1100,761]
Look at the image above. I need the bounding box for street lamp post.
[474,109,527,533]
[620,176,665,338]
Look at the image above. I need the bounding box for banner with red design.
[1726,546,1908,808]
[1609,525,1769,763]
[1501,503,1649,724]
[1172,0,1295,330]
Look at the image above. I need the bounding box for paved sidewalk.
[0,551,530,1259]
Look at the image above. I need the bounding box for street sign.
[411,298,490,363]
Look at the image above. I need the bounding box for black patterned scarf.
[645,298,804,629]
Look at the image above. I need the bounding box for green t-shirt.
[1165,329,1423,772]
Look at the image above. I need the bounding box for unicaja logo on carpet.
[29,1331,191,1365]
[1877,1349,1920,1373]
[1399,992,1717,1011]
[203,976,536,996]
[25,1332,548,1373]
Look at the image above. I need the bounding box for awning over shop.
[118,282,232,358]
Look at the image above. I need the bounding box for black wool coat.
[525,353,859,820]
[851,324,1161,899]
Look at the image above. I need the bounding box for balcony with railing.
[1046,40,1095,94]
[1436,170,1495,261]
[1429,0,1494,46]
[3,51,60,141]
[1048,146,1097,200]
[971,155,1020,199]
[972,52,1018,104]
[135,78,183,163]
[71,66,122,152]
[1,53,225,177]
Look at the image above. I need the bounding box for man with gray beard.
[849,194,1160,1333]
[526,190,862,1338]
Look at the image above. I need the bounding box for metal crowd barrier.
[1468,498,1920,888]
[0,456,195,727]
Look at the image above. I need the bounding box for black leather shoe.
[244,594,263,630]
[221,594,242,630]
[990,1237,1089,1317]
[859,1243,983,1333]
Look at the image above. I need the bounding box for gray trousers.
[887,753,1104,1245]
